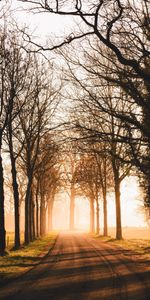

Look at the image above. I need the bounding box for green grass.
[6,232,24,250]
[0,232,58,285]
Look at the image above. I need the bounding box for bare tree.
[0,30,7,254]
[75,154,104,235]
[0,26,27,254]
[19,0,150,214]
[60,152,78,230]
[16,56,60,244]
[3,29,34,249]
[34,133,60,235]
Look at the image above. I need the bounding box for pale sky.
[10,1,76,40]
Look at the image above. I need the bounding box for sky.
[10,1,76,41]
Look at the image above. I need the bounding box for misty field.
[108,227,150,239]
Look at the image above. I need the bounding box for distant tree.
[74,154,102,235]
[94,148,112,237]
[47,167,60,232]
[34,133,60,236]
[78,93,133,239]
[60,153,78,230]
[63,73,133,239]
[74,157,95,233]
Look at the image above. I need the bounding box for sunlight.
[51,176,148,232]
[105,176,147,228]
[20,176,149,234]
[5,176,148,233]
[52,193,70,230]
[75,197,90,231]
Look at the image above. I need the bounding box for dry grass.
[6,232,24,250]
[96,227,150,259]
[106,238,150,258]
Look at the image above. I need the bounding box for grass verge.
[0,232,58,286]
[6,232,24,251]
[94,234,150,259]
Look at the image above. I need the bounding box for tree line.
[0,20,62,255]
[18,0,150,232]
[0,0,150,255]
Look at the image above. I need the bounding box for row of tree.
[0,0,150,255]
[19,0,150,210]
[41,0,149,235]
[0,21,62,255]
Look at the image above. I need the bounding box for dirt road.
[0,232,150,300]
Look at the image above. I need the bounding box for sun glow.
[5,175,148,235]
[106,176,146,228]
[51,176,147,233]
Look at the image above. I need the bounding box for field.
[108,226,150,239]
[98,227,150,259]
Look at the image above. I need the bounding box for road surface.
[0,232,150,300]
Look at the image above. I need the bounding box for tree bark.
[29,191,33,241]
[40,195,46,236]
[32,199,36,240]
[11,157,20,249]
[35,192,39,237]
[0,147,6,256]
[114,178,122,240]
[35,182,39,238]
[112,156,122,240]
[24,177,32,244]
[28,188,35,241]
[8,124,20,249]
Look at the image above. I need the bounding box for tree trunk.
[35,181,39,237]
[29,191,33,241]
[24,177,32,244]
[96,198,100,235]
[11,159,20,249]
[48,198,54,231]
[112,158,122,240]
[69,187,75,230]
[32,199,36,240]
[8,126,20,249]
[114,179,122,240]
[29,188,35,241]
[103,191,108,236]
[40,196,43,236]
[36,197,39,238]
[90,198,95,233]
[0,148,6,256]
[40,196,46,236]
